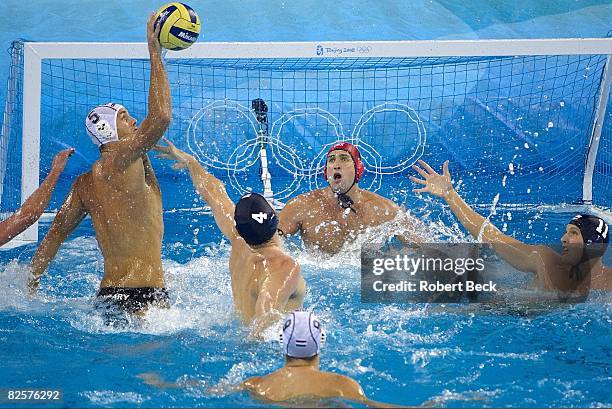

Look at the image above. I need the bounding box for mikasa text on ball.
[154,2,201,50]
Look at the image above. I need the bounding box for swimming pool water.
[1,207,610,408]
[1,1,612,407]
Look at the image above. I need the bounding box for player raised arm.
[0,148,74,246]
[112,14,172,170]
[154,139,239,241]
[411,159,546,273]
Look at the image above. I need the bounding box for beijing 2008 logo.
[315,44,371,56]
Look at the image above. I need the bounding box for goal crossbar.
[24,38,612,59]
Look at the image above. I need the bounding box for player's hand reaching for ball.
[147,13,162,55]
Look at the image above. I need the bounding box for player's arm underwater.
[110,14,171,171]
[29,176,88,293]
[154,138,239,241]
[411,159,546,274]
[0,148,74,247]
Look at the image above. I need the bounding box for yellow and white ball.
[154,2,201,51]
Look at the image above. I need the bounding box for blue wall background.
[1,0,611,111]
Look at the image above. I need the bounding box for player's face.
[116,108,138,139]
[326,150,356,193]
[560,224,584,265]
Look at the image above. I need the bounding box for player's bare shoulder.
[72,171,92,195]
[532,244,562,266]
[90,155,114,180]
[325,372,365,396]
[266,251,300,278]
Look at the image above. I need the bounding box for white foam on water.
[0,234,242,336]
[469,350,542,361]
[331,357,396,382]
[69,244,239,336]
[411,347,461,368]
[0,259,34,311]
[82,390,146,405]
[357,315,462,351]
[424,388,501,407]
[208,359,278,398]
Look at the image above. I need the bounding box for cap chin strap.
[334,179,357,214]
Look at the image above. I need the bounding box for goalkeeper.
[279,141,425,255]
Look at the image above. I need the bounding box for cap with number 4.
[234,192,278,246]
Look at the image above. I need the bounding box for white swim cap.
[280,310,325,359]
[85,103,125,146]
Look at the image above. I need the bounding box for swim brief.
[96,287,170,314]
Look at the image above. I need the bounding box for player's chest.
[301,206,380,236]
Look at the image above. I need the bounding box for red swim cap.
[323,141,365,183]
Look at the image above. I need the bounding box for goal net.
[1,39,611,245]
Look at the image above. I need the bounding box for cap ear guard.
[312,317,326,346]
[278,316,291,347]
[278,330,284,346]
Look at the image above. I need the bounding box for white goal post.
[8,38,612,247]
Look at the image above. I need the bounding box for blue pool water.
[1,205,611,407]
[1,0,612,407]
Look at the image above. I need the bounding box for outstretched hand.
[410,159,453,199]
[50,148,75,173]
[153,138,193,170]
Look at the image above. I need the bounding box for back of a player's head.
[234,192,278,246]
[279,310,326,359]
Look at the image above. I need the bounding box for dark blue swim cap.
[569,214,609,260]
[234,192,278,246]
